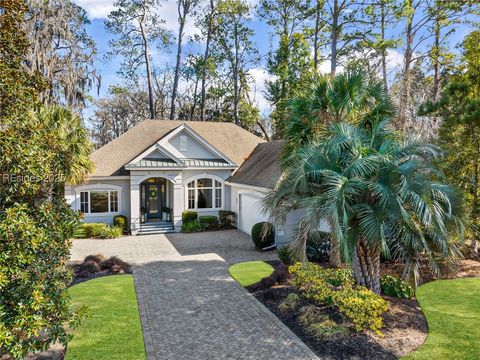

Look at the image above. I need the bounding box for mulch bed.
[247,257,480,359]
[248,283,427,360]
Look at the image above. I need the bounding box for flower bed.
[246,262,427,359]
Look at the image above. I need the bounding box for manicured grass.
[66,275,146,360]
[229,261,274,287]
[404,278,480,360]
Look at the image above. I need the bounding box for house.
[65,119,287,237]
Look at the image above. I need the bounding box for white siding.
[168,130,218,159]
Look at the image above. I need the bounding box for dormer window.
[179,135,187,151]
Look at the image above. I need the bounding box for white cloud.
[386,49,404,71]
[75,0,114,19]
[248,68,272,114]
[75,0,200,38]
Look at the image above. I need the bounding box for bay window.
[187,178,222,210]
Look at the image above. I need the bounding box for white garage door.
[238,193,267,234]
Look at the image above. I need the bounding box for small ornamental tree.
[0,1,93,358]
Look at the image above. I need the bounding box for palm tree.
[265,120,464,293]
[281,70,395,267]
[36,106,94,187]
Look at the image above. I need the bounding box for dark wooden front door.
[146,183,162,218]
[141,179,167,220]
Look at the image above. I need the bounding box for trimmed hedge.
[182,211,198,223]
[251,222,275,249]
[113,215,128,232]
[199,215,218,229]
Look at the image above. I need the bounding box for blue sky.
[77,0,275,115]
[75,0,474,118]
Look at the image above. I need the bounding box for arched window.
[187,178,222,210]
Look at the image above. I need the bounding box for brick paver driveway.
[71,230,318,360]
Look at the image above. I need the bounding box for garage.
[238,193,268,235]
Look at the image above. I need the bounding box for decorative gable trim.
[126,143,184,169]
[159,124,236,166]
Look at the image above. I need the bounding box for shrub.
[77,260,100,275]
[332,287,388,335]
[306,232,331,262]
[100,256,131,273]
[218,210,235,227]
[113,215,128,233]
[289,262,388,334]
[277,247,292,264]
[76,223,122,239]
[96,226,123,239]
[77,223,108,237]
[251,222,275,249]
[278,293,301,313]
[181,220,204,233]
[182,211,198,223]
[83,254,107,264]
[307,319,348,339]
[380,275,414,299]
[289,263,354,288]
[273,264,290,283]
[0,203,87,358]
[199,215,218,230]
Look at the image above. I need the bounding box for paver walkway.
[71,230,319,360]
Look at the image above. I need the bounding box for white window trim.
[184,174,224,211]
[75,184,122,217]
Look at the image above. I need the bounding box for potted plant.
[140,207,147,223]
[162,207,172,222]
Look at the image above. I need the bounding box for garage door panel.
[239,194,267,234]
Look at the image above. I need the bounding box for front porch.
[130,172,184,235]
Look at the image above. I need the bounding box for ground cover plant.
[65,275,146,360]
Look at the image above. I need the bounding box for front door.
[145,183,162,218]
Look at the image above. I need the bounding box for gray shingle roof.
[227,140,284,190]
[89,120,265,176]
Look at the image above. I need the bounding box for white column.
[172,172,183,231]
[130,177,141,235]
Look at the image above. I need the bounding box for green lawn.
[404,278,480,360]
[229,261,274,287]
[66,275,146,360]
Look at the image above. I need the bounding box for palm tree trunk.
[329,234,341,267]
[352,238,381,294]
